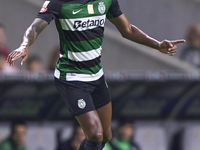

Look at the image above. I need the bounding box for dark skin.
[76,102,112,142]
[7,14,185,143]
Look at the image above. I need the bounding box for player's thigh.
[91,76,112,142]
[75,110,103,142]
[96,102,112,142]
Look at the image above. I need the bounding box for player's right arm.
[7,18,48,66]
[7,0,61,67]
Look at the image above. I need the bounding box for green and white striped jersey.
[37,0,122,81]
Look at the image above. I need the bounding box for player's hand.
[6,46,29,67]
[158,39,186,56]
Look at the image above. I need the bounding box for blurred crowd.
[0,120,195,150]
[102,119,141,150]
[0,121,27,150]
[0,24,17,73]
[1,22,200,74]
[0,119,140,150]
[179,23,200,67]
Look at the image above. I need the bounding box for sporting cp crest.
[78,99,86,109]
[98,2,106,14]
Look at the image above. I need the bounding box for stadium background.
[1,0,200,150]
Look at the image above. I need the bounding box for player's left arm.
[109,14,186,56]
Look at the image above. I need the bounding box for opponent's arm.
[109,14,185,55]
[7,18,48,66]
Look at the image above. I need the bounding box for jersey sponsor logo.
[98,2,106,14]
[59,15,106,31]
[87,4,94,14]
[40,1,50,13]
[72,9,82,15]
[78,99,86,109]
[74,19,105,29]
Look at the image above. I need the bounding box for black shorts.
[55,75,111,116]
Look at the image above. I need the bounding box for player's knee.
[87,125,103,142]
[87,121,103,142]
[88,132,103,142]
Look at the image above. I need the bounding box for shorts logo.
[40,1,50,13]
[98,2,106,14]
[78,99,86,109]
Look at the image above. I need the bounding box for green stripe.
[60,0,112,19]
[57,63,102,74]
[55,19,68,46]
[64,37,103,52]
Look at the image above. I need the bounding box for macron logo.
[72,9,82,15]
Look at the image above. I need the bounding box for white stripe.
[59,54,63,58]
[54,68,60,79]
[66,68,104,82]
[68,47,102,62]
[59,15,106,31]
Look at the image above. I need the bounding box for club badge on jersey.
[98,2,106,14]
[40,1,50,13]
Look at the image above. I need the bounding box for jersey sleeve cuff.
[107,12,123,19]
[36,15,51,24]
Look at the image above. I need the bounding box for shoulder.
[47,0,63,8]
[41,0,63,10]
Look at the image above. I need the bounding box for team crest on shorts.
[78,99,86,109]
[98,2,106,14]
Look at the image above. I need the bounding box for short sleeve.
[106,0,123,19]
[36,0,62,24]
